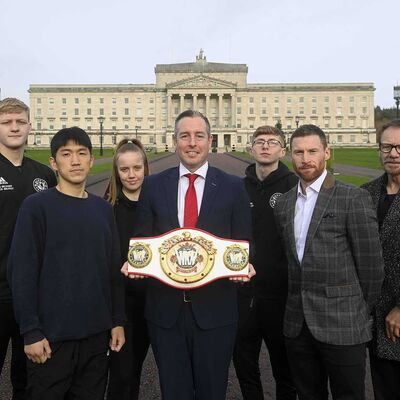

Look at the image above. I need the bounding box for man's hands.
[110,326,125,352]
[25,339,51,364]
[121,261,147,279]
[229,263,256,283]
[386,306,400,342]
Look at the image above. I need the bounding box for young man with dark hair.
[8,127,125,400]
[362,119,400,400]
[233,125,297,399]
[0,97,56,399]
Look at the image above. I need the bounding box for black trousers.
[285,323,366,400]
[233,295,296,400]
[148,302,237,400]
[0,301,27,400]
[369,349,400,400]
[27,331,109,400]
[107,292,149,400]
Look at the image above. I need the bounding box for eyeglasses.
[252,139,283,148]
[379,143,400,154]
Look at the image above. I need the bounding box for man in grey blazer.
[274,124,384,399]
[362,119,400,400]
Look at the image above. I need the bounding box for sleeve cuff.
[23,330,45,345]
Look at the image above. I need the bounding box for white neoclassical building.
[28,50,376,150]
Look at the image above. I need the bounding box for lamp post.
[394,86,400,118]
[295,115,300,128]
[98,116,105,156]
[135,126,139,139]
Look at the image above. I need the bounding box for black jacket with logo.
[242,161,298,299]
[0,153,56,301]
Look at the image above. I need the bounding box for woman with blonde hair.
[106,138,150,400]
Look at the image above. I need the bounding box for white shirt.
[177,162,208,227]
[294,169,327,263]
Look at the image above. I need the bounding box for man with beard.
[361,120,400,400]
[233,125,297,399]
[274,124,384,399]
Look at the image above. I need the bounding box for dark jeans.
[148,303,236,400]
[107,292,149,400]
[233,295,296,400]
[369,349,400,400]
[285,323,366,400]
[0,301,27,400]
[27,331,109,400]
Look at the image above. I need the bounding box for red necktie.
[184,174,198,228]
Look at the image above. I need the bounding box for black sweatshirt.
[242,161,298,299]
[114,190,147,295]
[8,188,125,344]
[0,153,56,302]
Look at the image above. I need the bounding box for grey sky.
[0,0,398,107]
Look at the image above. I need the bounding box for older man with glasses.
[362,119,400,400]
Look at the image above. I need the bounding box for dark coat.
[362,174,400,360]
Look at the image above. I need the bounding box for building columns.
[218,94,223,127]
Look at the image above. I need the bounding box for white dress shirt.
[294,169,327,263]
[177,162,208,227]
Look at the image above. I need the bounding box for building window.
[99,108,104,116]
[299,107,304,115]
[324,120,330,128]
[149,108,154,116]
[87,108,91,116]
[274,107,279,115]
[350,135,356,143]
[124,108,129,116]
[37,98,42,104]
[324,107,329,114]
[37,122,42,130]
[237,97,241,103]
[150,98,154,104]
[48,108,54,116]
[37,108,42,116]
[324,96,329,103]
[261,108,267,115]
[299,97,304,103]
[87,98,91,104]
[75,98,79,104]
[125,98,129,104]
[100,98,104,104]
[112,108,117,116]
[249,97,254,103]
[62,98,67,104]
[62,124,66,129]
[87,126,91,131]
[62,108,67,116]
[274,97,279,103]
[349,96,354,103]
[336,107,342,115]
[74,108,79,116]
[125,124,129,129]
[338,135,343,143]
[112,98,117,104]
[349,119,355,128]
[287,108,292,115]
[249,124,254,129]
[312,107,317,115]
[350,106,355,114]
[287,97,292,104]
[362,107,367,114]
[150,125,154,129]
[237,136,242,144]
[49,98,54,104]
[261,97,267,103]
[237,122,241,128]
[337,96,342,102]
[237,107,241,114]
[249,107,254,115]
[312,97,317,103]
[337,120,342,128]
[112,125,116,131]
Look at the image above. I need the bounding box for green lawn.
[330,148,380,169]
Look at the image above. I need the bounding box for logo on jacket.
[269,192,283,208]
[33,178,48,192]
[0,177,13,191]
[159,231,216,284]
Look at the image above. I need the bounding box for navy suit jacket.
[133,165,252,329]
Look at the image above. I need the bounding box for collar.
[297,169,327,197]
[179,162,208,179]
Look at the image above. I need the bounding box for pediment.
[167,74,236,89]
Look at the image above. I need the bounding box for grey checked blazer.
[274,173,384,345]
[362,174,400,360]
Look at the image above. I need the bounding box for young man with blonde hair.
[233,125,297,399]
[0,98,56,399]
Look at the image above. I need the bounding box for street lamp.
[295,115,300,128]
[98,116,105,156]
[135,126,139,139]
[394,86,400,118]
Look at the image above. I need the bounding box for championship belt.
[127,228,249,289]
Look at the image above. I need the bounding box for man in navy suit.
[131,110,253,400]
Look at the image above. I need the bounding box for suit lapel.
[164,167,180,227]
[198,167,219,224]
[302,174,335,261]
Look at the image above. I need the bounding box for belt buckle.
[183,291,191,303]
